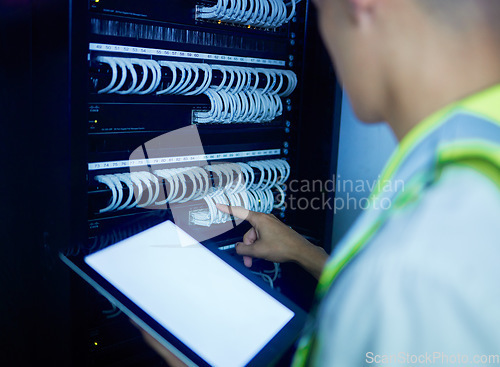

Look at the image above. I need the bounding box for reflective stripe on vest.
[292,84,500,367]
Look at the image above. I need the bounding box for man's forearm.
[293,243,329,280]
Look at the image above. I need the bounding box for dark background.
[0,1,341,365]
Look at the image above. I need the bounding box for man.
[143,0,500,365]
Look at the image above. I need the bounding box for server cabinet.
[2,0,341,365]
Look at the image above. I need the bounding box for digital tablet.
[60,220,307,367]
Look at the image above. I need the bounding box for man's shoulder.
[333,163,500,287]
[403,164,500,245]
[360,163,500,282]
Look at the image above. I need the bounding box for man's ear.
[347,0,378,20]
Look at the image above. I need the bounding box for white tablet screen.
[85,221,294,367]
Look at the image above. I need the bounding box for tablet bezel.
[60,221,308,367]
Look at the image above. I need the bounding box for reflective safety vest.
[292,84,500,367]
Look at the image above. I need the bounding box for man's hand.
[216,204,328,280]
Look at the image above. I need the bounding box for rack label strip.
[88,149,281,171]
[89,43,286,66]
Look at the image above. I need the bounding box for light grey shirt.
[315,112,500,366]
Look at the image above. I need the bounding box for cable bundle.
[193,89,282,123]
[191,187,279,226]
[96,57,162,95]
[197,0,298,29]
[191,159,290,226]
[96,57,297,97]
[95,171,161,213]
[95,57,297,123]
[94,159,290,222]
[193,64,296,123]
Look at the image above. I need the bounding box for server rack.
[1,0,341,365]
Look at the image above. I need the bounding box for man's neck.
[383,27,500,141]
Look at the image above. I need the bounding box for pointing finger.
[216,204,260,226]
